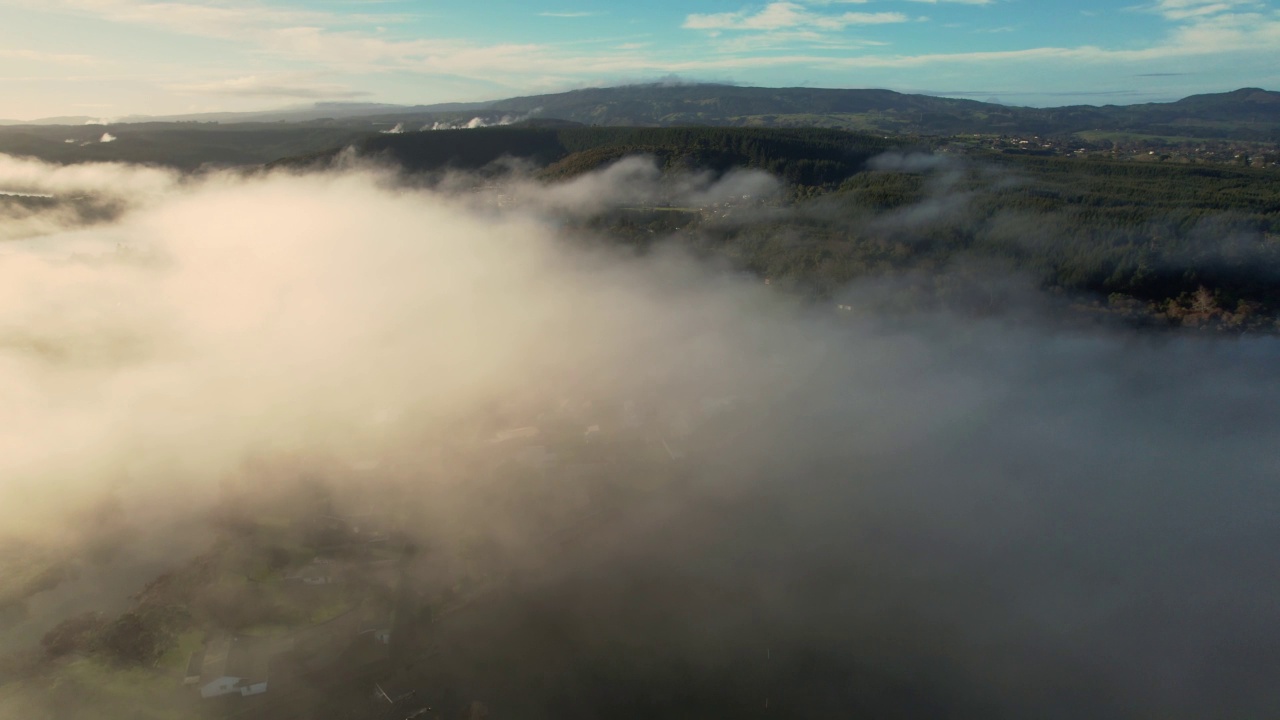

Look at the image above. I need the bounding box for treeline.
[0,122,374,170]
[591,153,1280,330]
[284,126,911,189]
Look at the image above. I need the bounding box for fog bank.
[0,154,1277,719]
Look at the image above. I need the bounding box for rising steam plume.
[0,154,1277,719]
[424,108,543,131]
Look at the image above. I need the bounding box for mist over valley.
[0,135,1277,718]
[0,66,1279,720]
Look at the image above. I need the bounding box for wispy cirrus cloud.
[684,3,909,32]
[23,0,565,78]
[1149,0,1264,20]
[0,48,98,65]
[32,0,336,38]
[7,0,1278,116]
[677,0,1279,74]
[707,30,890,54]
[166,74,371,99]
[22,0,1279,82]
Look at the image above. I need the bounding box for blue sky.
[0,0,1277,119]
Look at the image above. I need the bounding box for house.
[196,637,271,698]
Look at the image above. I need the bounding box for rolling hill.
[475,84,1280,140]
[3,85,1276,165]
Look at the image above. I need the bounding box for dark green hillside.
[0,122,376,170]
[665,154,1280,328]
[1046,88,1280,142]
[546,127,907,186]
[277,126,911,189]
[353,126,570,171]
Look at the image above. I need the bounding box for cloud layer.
[3,0,1277,117]
[0,154,1274,712]
[1,154,1278,717]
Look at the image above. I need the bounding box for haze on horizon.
[1,0,1278,121]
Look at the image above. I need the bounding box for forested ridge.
[288,125,1280,330]
[6,119,1277,331]
[0,122,374,169]
[697,156,1280,329]
[277,126,911,188]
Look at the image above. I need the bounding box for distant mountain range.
[5,85,1277,141]
[2,85,1276,170]
[480,85,1280,140]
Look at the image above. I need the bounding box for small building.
[196,637,271,698]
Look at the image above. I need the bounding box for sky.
[0,0,1277,120]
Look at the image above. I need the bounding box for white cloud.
[25,0,592,81]
[708,30,889,54]
[684,3,909,32]
[1150,0,1262,20]
[0,48,98,66]
[33,0,336,39]
[674,0,1279,73]
[166,74,370,99]
[0,153,175,201]
[11,0,1279,113]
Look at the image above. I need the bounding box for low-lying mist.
[0,153,1277,719]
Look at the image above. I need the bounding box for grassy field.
[1072,129,1276,146]
[0,654,203,720]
